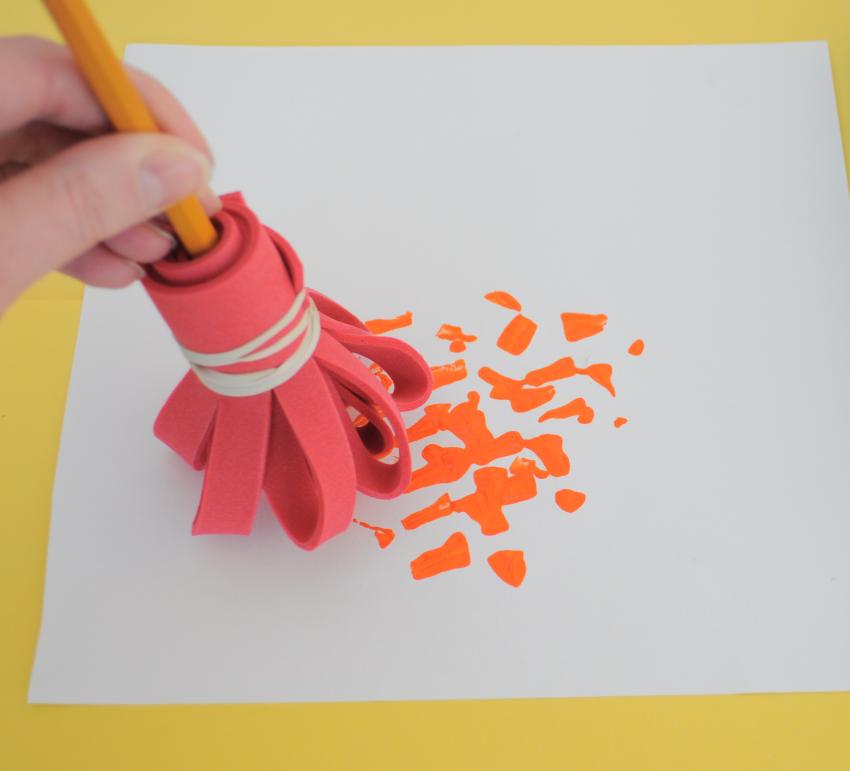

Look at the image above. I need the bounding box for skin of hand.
[0,36,221,315]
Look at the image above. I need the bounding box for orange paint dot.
[431,359,468,389]
[364,311,413,335]
[352,519,396,548]
[410,532,471,580]
[436,323,478,353]
[560,312,608,342]
[613,417,628,428]
[497,314,538,356]
[538,397,595,424]
[487,550,527,588]
[484,291,522,312]
[478,367,556,412]
[555,489,586,514]
[628,338,645,356]
[402,493,454,530]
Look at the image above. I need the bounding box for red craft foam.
[143,193,433,549]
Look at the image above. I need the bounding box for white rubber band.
[179,290,321,397]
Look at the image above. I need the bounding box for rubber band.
[179,290,321,398]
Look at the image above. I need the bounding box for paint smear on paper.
[437,323,478,352]
[365,311,413,335]
[525,357,616,397]
[431,360,468,389]
[497,314,538,355]
[555,489,586,514]
[410,532,471,580]
[353,519,396,548]
[478,367,555,412]
[561,312,608,342]
[539,397,595,424]
[628,338,645,356]
[484,291,522,311]
[487,550,527,587]
[614,417,628,428]
[406,391,569,492]
[404,456,548,535]
[480,356,615,412]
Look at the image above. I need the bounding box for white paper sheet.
[29,43,850,703]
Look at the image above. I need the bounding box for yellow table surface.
[2,2,849,768]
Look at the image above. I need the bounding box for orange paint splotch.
[497,314,538,356]
[555,488,586,514]
[364,311,413,335]
[437,323,478,353]
[628,338,645,356]
[410,532,471,580]
[478,367,555,412]
[406,403,451,442]
[352,519,396,548]
[431,359,468,389]
[406,455,550,536]
[402,493,454,530]
[368,361,394,391]
[614,417,628,428]
[521,434,570,477]
[407,391,570,491]
[539,397,595,425]
[452,467,513,534]
[523,357,616,398]
[509,456,549,479]
[582,363,616,397]
[560,312,608,342]
[484,291,522,312]
[487,550,527,588]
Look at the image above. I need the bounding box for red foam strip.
[193,393,271,535]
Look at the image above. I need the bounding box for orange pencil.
[42,0,218,256]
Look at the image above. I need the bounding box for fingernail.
[125,259,146,279]
[147,223,177,251]
[138,147,211,210]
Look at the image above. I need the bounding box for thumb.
[0,132,211,306]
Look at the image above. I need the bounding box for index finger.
[0,36,213,160]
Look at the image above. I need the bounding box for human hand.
[0,36,220,314]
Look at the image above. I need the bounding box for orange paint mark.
[436,324,478,353]
[407,392,570,492]
[480,357,615,410]
[614,417,628,428]
[409,456,547,535]
[364,311,413,335]
[402,493,454,530]
[555,489,586,514]
[560,312,608,342]
[431,359,468,389]
[538,397,595,425]
[628,338,645,356]
[478,367,556,412]
[525,357,616,397]
[368,361,394,391]
[487,550,527,587]
[497,314,538,356]
[484,291,522,312]
[410,532,471,580]
[353,519,396,548]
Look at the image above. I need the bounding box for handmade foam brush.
[143,193,432,548]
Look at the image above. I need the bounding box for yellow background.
[2,1,849,768]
